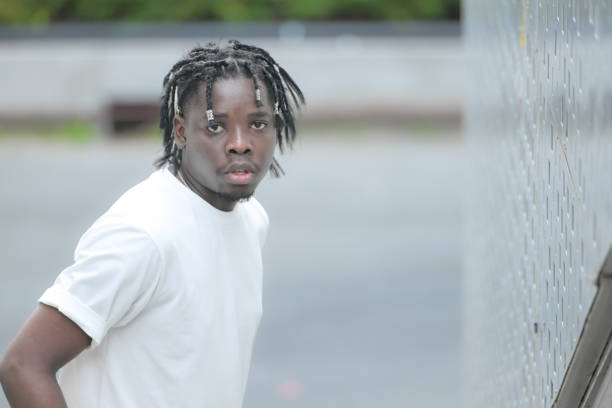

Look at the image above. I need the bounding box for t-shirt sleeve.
[38,218,163,348]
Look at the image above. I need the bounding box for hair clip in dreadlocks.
[255,88,263,107]
[167,87,173,114]
[173,86,180,115]
[274,102,280,115]
[206,109,217,127]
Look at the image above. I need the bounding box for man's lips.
[226,172,253,184]
[224,162,257,185]
[224,162,257,174]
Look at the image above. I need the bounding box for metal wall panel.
[464,1,612,406]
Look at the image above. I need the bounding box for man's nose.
[225,125,252,155]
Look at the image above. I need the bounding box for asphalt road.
[0,127,465,407]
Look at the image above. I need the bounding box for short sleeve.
[39,218,163,348]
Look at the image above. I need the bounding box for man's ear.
[173,115,187,148]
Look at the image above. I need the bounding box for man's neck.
[172,165,237,212]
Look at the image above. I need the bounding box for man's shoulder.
[243,197,269,227]
[240,197,269,248]
[114,168,171,207]
[88,169,179,241]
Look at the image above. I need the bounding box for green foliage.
[0,0,460,24]
[0,121,95,143]
[286,0,457,20]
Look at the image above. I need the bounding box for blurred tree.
[0,0,460,23]
[286,0,458,20]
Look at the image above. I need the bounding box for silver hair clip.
[173,86,180,115]
[274,102,280,115]
[255,89,261,101]
[206,109,215,121]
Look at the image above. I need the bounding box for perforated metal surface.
[464,1,612,407]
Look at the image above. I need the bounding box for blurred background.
[0,1,465,407]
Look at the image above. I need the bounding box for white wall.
[0,35,463,120]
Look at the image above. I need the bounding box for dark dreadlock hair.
[155,40,305,177]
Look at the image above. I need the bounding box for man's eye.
[207,124,224,134]
[251,121,267,130]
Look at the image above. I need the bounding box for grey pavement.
[0,127,465,407]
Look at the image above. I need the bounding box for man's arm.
[0,304,91,408]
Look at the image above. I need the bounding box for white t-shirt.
[39,167,269,408]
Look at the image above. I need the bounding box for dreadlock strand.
[269,157,285,178]
[205,67,221,127]
[254,55,303,110]
[165,48,221,82]
[230,40,282,69]
[261,64,294,144]
[261,66,287,151]
[251,55,296,110]
[239,61,264,108]
[267,66,296,142]
[278,66,305,106]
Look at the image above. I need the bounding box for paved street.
[0,127,465,407]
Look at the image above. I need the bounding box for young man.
[0,40,304,407]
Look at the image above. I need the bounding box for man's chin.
[218,190,254,203]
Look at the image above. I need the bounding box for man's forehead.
[189,76,271,111]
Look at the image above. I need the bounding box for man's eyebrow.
[248,111,270,118]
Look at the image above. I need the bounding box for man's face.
[174,76,276,211]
